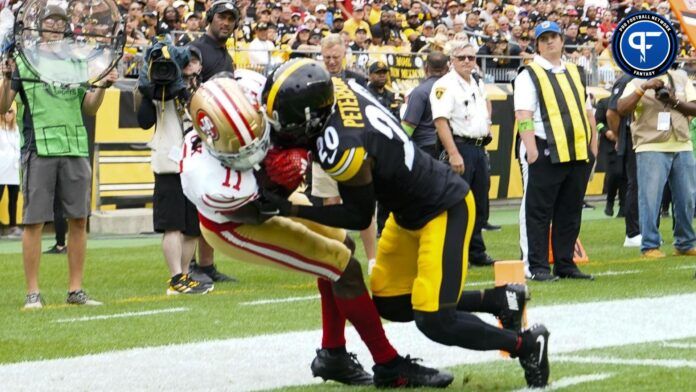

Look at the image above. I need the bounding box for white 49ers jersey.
[180,132,260,223]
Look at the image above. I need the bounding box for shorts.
[199,193,350,281]
[311,162,340,198]
[21,152,91,224]
[370,191,475,312]
[153,173,201,236]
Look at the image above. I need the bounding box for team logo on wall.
[612,11,679,78]
[196,111,219,141]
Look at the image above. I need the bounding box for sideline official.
[431,41,495,267]
[514,21,597,281]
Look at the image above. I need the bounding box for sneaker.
[23,292,44,309]
[582,201,595,209]
[674,247,696,256]
[372,355,454,388]
[66,290,103,306]
[44,244,67,254]
[604,205,614,217]
[6,227,23,238]
[642,249,666,258]
[470,254,495,267]
[516,324,550,388]
[195,263,237,283]
[167,274,213,295]
[623,234,642,247]
[310,348,373,385]
[482,222,502,231]
[529,271,559,282]
[497,284,530,333]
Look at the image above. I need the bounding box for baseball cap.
[42,5,68,21]
[272,3,282,9]
[209,1,240,19]
[369,61,389,73]
[315,4,327,12]
[256,22,269,30]
[423,20,434,28]
[173,0,188,9]
[297,24,310,32]
[334,11,345,20]
[447,0,459,7]
[356,27,368,34]
[291,12,302,18]
[353,1,365,10]
[185,12,201,21]
[534,20,562,39]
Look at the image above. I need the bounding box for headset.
[206,0,240,25]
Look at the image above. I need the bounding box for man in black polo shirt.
[191,0,238,82]
[189,0,239,282]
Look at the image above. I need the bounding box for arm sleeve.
[295,182,376,230]
[137,99,157,129]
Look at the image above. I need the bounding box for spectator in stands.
[291,24,311,49]
[142,11,158,40]
[127,1,144,21]
[125,16,149,47]
[344,2,371,40]
[441,1,460,29]
[0,104,21,239]
[497,16,512,40]
[617,71,696,258]
[248,22,275,67]
[177,13,203,46]
[0,5,119,308]
[564,23,581,57]
[367,61,401,119]
[331,11,346,33]
[173,0,189,20]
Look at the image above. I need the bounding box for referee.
[514,21,597,281]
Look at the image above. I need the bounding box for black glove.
[257,189,292,217]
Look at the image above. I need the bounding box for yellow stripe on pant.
[371,191,476,312]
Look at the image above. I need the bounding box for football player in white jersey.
[179,72,454,388]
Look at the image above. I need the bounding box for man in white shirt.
[431,41,495,267]
[248,22,275,67]
[514,21,598,282]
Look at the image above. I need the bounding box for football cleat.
[167,274,213,295]
[497,284,530,333]
[517,324,550,388]
[372,355,454,388]
[310,348,373,385]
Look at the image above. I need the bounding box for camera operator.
[137,42,213,295]
[616,69,696,258]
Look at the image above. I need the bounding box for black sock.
[326,346,347,355]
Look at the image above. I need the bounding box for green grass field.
[1,204,695,391]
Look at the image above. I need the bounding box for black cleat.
[373,355,454,388]
[497,284,530,333]
[517,324,550,388]
[191,262,238,283]
[470,254,496,267]
[310,348,373,385]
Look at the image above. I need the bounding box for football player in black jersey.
[260,59,552,389]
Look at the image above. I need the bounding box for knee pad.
[373,295,414,322]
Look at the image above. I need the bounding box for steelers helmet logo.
[196,110,219,141]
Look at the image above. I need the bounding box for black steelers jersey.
[316,78,470,230]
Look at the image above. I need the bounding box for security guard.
[367,61,401,119]
[431,41,495,267]
[514,21,597,281]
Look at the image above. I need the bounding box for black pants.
[622,145,640,237]
[455,141,488,262]
[604,153,626,211]
[0,184,19,226]
[525,138,591,275]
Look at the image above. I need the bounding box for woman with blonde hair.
[0,103,21,238]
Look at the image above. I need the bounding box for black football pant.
[604,153,625,212]
[456,141,488,263]
[525,138,591,276]
[622,145,640,237]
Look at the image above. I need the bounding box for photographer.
[137,42,212,295]
[617,69,696,258]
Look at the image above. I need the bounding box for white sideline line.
[52,307,188,323]
[239,295,320,306]
[555,355,696,368]
[3,293,696,391]
[672,265,696,270]
[594,270,640,276]
[512,373,614,392]
[466,280,494,287]
[661,342,696,349]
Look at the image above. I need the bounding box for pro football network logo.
[612,11,678,78]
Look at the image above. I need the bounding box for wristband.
[635,86,645,97]
[518,118,534,133]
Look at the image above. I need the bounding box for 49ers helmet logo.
[196,110,219,141]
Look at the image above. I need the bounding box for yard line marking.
[554,355,696,368]
[3,293,696,391]
[594,270,641,276]
[466,280,495,287]
[52,307,188,323]
[672,265,696,270]
[511,373,614,392]
[240,295,319,306]
[661,342,696,349]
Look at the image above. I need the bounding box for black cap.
[369,61,389,73]
[256,22,269,30]
[356,27,368,34]
[334,11,345,20]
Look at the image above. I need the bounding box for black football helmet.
[262,59,335,148]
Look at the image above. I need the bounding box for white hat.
[315,4,327,12]
[173,0,188,9]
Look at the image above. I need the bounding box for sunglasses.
[454,55,476,61]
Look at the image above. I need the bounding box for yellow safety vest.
[525,62,591,163]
